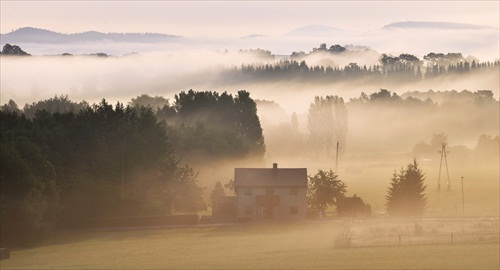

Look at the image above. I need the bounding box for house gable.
[234,163,308,221]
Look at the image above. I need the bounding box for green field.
[1,220,498,269]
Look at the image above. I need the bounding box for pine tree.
[386,160,427,216]
[211,181,226,203]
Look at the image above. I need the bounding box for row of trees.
[2,88,495,244]
[307,159,426,218]
[135,90,265,162]
[262,88,497,162]
[1,90,266,246]
[219,44,499,85]
[0,102,205,246]
[220,58,499,84]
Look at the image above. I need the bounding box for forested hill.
[0,27,180,44]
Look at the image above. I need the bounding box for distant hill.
[285,24,357,37]
[0,27,181,44]
[383,21,497,30]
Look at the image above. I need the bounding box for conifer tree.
[386,160,427,216]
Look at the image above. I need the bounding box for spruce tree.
[386,160,427,216]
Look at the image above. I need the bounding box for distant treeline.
[219,44,499,84]
[220,58,499,84]
[258,88,498,161]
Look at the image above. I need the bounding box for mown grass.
[1,221,498,269]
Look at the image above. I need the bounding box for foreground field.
[1,220,499,269]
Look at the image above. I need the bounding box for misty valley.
[1,41,499,269]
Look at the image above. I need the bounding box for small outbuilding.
[234,163,308,221]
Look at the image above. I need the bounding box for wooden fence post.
[451,233,454,244]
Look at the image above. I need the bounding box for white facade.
[235,186,307,221]
[234,164,308,221]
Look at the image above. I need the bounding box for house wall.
[235,186,307,221]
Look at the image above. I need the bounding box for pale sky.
[1,1,498,37]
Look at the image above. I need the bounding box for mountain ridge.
[0,27,181,44]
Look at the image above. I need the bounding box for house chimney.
[273,163,278,169]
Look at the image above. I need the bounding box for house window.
[244,188,253,195]
[245,206,253,215]
[290,187,298,195]
[290,206,298,215]
[266,188,274,195]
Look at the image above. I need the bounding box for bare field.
[1,219,498,269]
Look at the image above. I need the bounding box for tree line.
[2,88,497,245]
[307,158,426,219]
[219,44,499,84]
[220,58,498,84]
[262,88,497,162]
[0,90,265,246]
[135,90,265,161]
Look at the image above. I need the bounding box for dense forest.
[0,90,265,246]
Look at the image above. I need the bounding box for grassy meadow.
[1,220,498,269]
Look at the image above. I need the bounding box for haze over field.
[0,2,499,267]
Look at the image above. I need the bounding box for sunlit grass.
[1,221,498,269]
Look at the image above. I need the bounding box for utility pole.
[438,142,451,195]
[461,176,465,216]
[335,141,341,173]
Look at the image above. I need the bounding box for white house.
[234,163,307,221]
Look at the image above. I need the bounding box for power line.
[437,142,451,196]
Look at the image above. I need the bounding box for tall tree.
[0,99,22,113]
[386,160,427,216]
[168,90,265,159]
[234,90,265,155]
[0,111,59,246]
[307,169,347,218]
[211,181,226,204]
[307,96,348,159]
[129,94,170,113]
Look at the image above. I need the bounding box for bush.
[336,194,371,217]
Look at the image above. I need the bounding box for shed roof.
[234,168,307,187]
